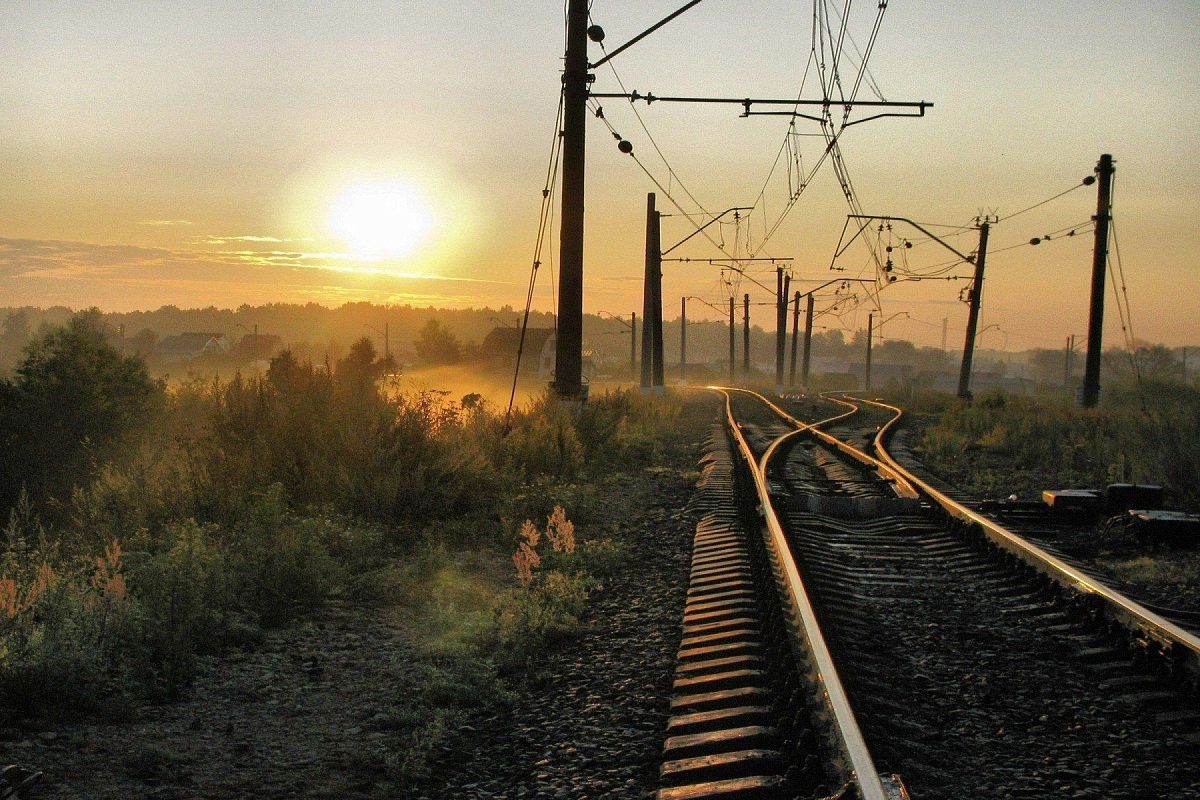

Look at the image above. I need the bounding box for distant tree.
[1104,344,1179,382]
[1028,348,1067,385]
[915,346,951,375]
[414,319,462,365]
[874,339,918,365]
[0,310,31,369]
[335,336,394,390]
[0,309,160,515]
[267,349,306,394]
[128,327,158,355]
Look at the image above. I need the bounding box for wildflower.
[546,505,575,554]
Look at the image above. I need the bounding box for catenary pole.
[742,293,751,380]
[727,296,735,383]
[801,293,815,387]
[789,290,801,386]
[1081,154,1113,408]
[680,297,687,384]
[865,313,874,391]
[553,0,589,400]
[650,206,665,391]
[641,193,656,389]
[956,221,990,399]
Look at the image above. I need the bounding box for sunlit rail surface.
[659,387,1200,800]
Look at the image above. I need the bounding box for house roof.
[479,326,555,358]
[155,332,226,355]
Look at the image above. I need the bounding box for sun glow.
[329,180,433,258]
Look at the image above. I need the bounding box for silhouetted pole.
[680,297,687,384]
[553,0,589,400]
[801,293,814,387]
[865,313,874,391]
[650,204,665,391]
[727,296,735,383]
[788,290,801,386]
[384,322,390,362]
[1081,154,1114,408]
[742,293,751,380]
[956,221,990,399]
[641,193,656,389]
[774,267,786,389]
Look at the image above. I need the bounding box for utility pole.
[801,293,815,388]
[384,322,390,362]
[727,296,735,384]
[641,193,656,390]
[941,317,948,351]
[680,297,687,385]
[553,0,589,401]
[742,293,751,381]
[1081,153,1114,408]
[865,313,874,391]
[788,290,801,387]
[956,221,991,399]
[651,205,665,393]
[775,267,789,391]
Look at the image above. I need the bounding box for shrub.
[224,485,338,625]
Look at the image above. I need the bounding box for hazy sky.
[2,1,1198,348]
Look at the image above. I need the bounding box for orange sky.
[2,1,1198,348]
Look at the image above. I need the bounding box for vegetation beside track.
[904,382,1200,614]
[0,309,696,789]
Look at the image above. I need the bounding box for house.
[154,332,230,364]
[477,326,595,380]
[232,332,283,363]
[478,327,556,378]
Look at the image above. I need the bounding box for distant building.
[233,333,283,363]
[477,326,595,380]
[154,332,230,364]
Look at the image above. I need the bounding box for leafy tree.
[1103,344,1179,382]
[0,309,160,515]
[414,319,462,365]
[335,336,396,390]
[0,310,31,370]
[1028,348,1068,385]
[128,327,157,355]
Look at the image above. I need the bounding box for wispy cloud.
[137,219,194,227]
[199,234,315,245]
[0,237,519,310]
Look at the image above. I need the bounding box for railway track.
[659,388,1200,800]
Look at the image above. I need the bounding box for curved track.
[662,387,1200,800]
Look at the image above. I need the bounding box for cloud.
[198,234,314,245]
[137,219,194,227]
[0,237,519,311]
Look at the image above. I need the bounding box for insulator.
[1083,175,1096,186]
[904,241,913,249]
[587,25,605,42]
[617,139,633,154]
[1029,237,1041,246]
[886,245,893,253]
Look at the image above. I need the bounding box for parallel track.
[660,388,1200,800]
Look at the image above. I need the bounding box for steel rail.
[715,387,890,800]
[762,389,919,499]
[854,395,1200,682]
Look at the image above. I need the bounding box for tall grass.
[1,354,676,725]
[916,382,1200,507]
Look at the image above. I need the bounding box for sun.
[329,180,433,258]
